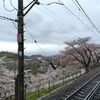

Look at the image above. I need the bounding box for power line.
[25,25,46,55]
[25,25,37,43]
[11,21,17,30]
[72,0,80,10]
[37,6,92,41]
[3,0,16,12]
[74,0,100,34]
[40,1,100,40]
[39,2,77,29]
[10,0,18,11]
[0,15,18,22]
[27,1,83,38]
[71,0,100,38]
[40,2,64,6]
[37,6,82,40]
[37,6,70,28]
[38,5,81,37]
[39,0,100,39]
[57,0,100,35]
[40,0,96,35]
[0,16,17,33]
[43,5,100,40]
[26,1,100,43]
[71,0,90,22]
[42,6,73,28]
[0,17,7,21]
[25,25,56,70]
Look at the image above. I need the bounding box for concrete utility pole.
[17,0,24,99]
[15,0,40,100]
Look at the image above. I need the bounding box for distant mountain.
[0,51,30,61]
[0,51,59,74]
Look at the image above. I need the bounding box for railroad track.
[86,81,100,100]
[64,72,100,100]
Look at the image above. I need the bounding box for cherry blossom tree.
[59,37,100,72]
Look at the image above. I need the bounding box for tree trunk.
[84,66,89,72]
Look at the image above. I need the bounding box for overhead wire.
[3,0,16,12]
[39,1,83,32]
[36,6,83,49]
[0,15,17,22]
[34,2,88,45]
[57,0,100,38]
[41,6,74,28]
[71,0,100,38]
[39,1,98,38]
[37,6,70,28]
[11,21,17,30]
[24,25,37,44]
[9,0,18,11]
[39,1,100,44]
[39,3,96,39]
[0,16,8,21]
[24,25,46,56]
[74,0,100,34]
[72,0,80,10]
[71,0,89,21]
[24,25,56,70]
[37,6,81,38]
[40,2,64,6]
[25,0,81,36]
[26,0,79,33]
[0,15,17,32]
[57,0,94,31]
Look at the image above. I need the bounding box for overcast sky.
[0,0,100,56]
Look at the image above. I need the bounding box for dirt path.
[0,56,6,64]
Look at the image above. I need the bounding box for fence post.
[4,93,6,100]
[62,76,64,86]
[53,80,55,90]
[48,80,50,93]
[37,87,40,97]
[24,84,27,100]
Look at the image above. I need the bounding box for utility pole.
[17,0,24,99]
[15,0,40,100]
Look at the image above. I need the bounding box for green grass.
[26,78,73,100]
[26,88,48,100]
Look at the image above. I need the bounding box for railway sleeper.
[73,95,85,100]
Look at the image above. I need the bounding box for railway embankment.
[40,66,100,100]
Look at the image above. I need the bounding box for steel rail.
[84,81,100,100]
[64,72,100,100]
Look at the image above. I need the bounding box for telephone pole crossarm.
[24,0,40,16]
